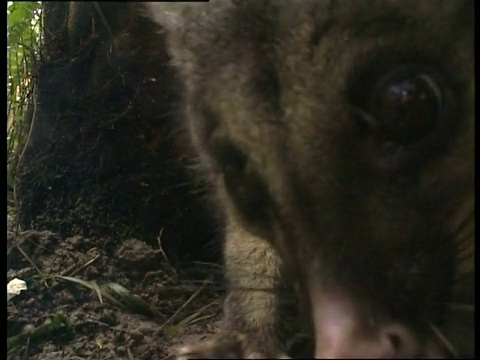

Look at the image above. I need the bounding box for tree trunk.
[16,2,216,263]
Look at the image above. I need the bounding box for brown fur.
[145,1,474,357]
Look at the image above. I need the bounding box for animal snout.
[309,284,422,358]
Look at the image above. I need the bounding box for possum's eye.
[369,66,444,144]
[348,61,455,170]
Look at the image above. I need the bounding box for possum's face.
[147,0,474,357]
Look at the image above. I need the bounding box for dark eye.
[370,66,443,144]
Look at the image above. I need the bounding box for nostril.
[309,287,422,358]
[387,332,402,352]
[382,324,419,357]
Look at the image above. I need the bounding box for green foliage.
[7,1,42,188]
[7,1,41,45]
[8,313,74,357]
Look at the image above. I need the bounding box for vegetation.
[7,1,42,191]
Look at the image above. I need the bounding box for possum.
[144,1,474,358]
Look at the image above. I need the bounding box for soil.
[7,215,224,360]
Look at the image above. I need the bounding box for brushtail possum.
[145,1,474,358]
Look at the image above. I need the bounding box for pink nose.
[310,286,420,358]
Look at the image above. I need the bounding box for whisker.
[451,210,474,237]
[455,252,474,266]
[347,105,378,128]
[429,322,459,358]
[444,303,475,313]
[454,232,475,255]
[453,272,474,283]
[192,261,223,269]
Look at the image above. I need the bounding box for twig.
[154,280,208,336]
[157,228,178,278]
[92,2,114,39]
[60,254,101,277]
[15,244,43,276]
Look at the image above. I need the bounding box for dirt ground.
[7,215,224,360]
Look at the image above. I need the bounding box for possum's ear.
[142,3,187,32]
[142,3,205,32]
[142,1,234,33]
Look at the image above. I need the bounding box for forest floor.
[7,215,224,360]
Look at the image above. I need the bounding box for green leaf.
[7,2,41,46]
